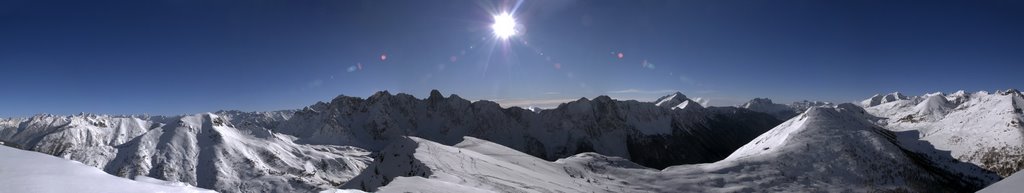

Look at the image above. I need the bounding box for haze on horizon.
[1,0,1022,117]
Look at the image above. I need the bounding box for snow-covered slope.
[663,104,978,192]
[0,112,372,193]
[673,99,704,111]
[0,145,213,193]
[864,89,1024,177]
[652,91,690,108]
[341,136,660,193]
[338,105,980,192]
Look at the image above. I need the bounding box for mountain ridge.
[0,90,782,192]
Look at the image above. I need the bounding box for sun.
[491,13,517,39]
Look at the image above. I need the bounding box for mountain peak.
[727,103,881,159]
[655,92,686,101]
[746,98,775,105]
[739,97,798,120]
[369,90,393,100]
[862,92,911,107]
[428,89,444,100]
[998,88,1021,96]
[654,92,689,108]
[574,97,590,103]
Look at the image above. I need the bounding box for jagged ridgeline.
[0,90,782,192]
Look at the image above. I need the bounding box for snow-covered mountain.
[789,100,835,112]
[340,136,655,192]
[861,92,911,107]
[0,145,213,193]
[10,88,1019,192]
[275,90,781,169]
[338,104,981,192]
[862,89,1024,177]
[652,92,702,109]
[0,112,372,193]
[0,90,781,192]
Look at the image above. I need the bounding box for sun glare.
[491,13,517,39]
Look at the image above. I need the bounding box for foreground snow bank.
[0,146,213,193]
[979,170,1024,193]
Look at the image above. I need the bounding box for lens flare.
[491,13,517,39]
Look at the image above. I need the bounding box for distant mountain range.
[2,89,1023,192]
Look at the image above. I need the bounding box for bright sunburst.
[491,13,517,39]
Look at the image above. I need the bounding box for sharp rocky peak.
[428,89,444,100]
[654,92,690,108]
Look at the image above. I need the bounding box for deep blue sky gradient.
[2,0,1022,116]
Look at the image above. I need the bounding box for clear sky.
[2,0,1023,117]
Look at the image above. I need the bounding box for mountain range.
[3,89,1023,192]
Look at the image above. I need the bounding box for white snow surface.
[0,145,213,193]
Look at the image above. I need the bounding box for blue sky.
[1,0,1022,116]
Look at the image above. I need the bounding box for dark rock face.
[278,90,783,169]
[625,107,782,169]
